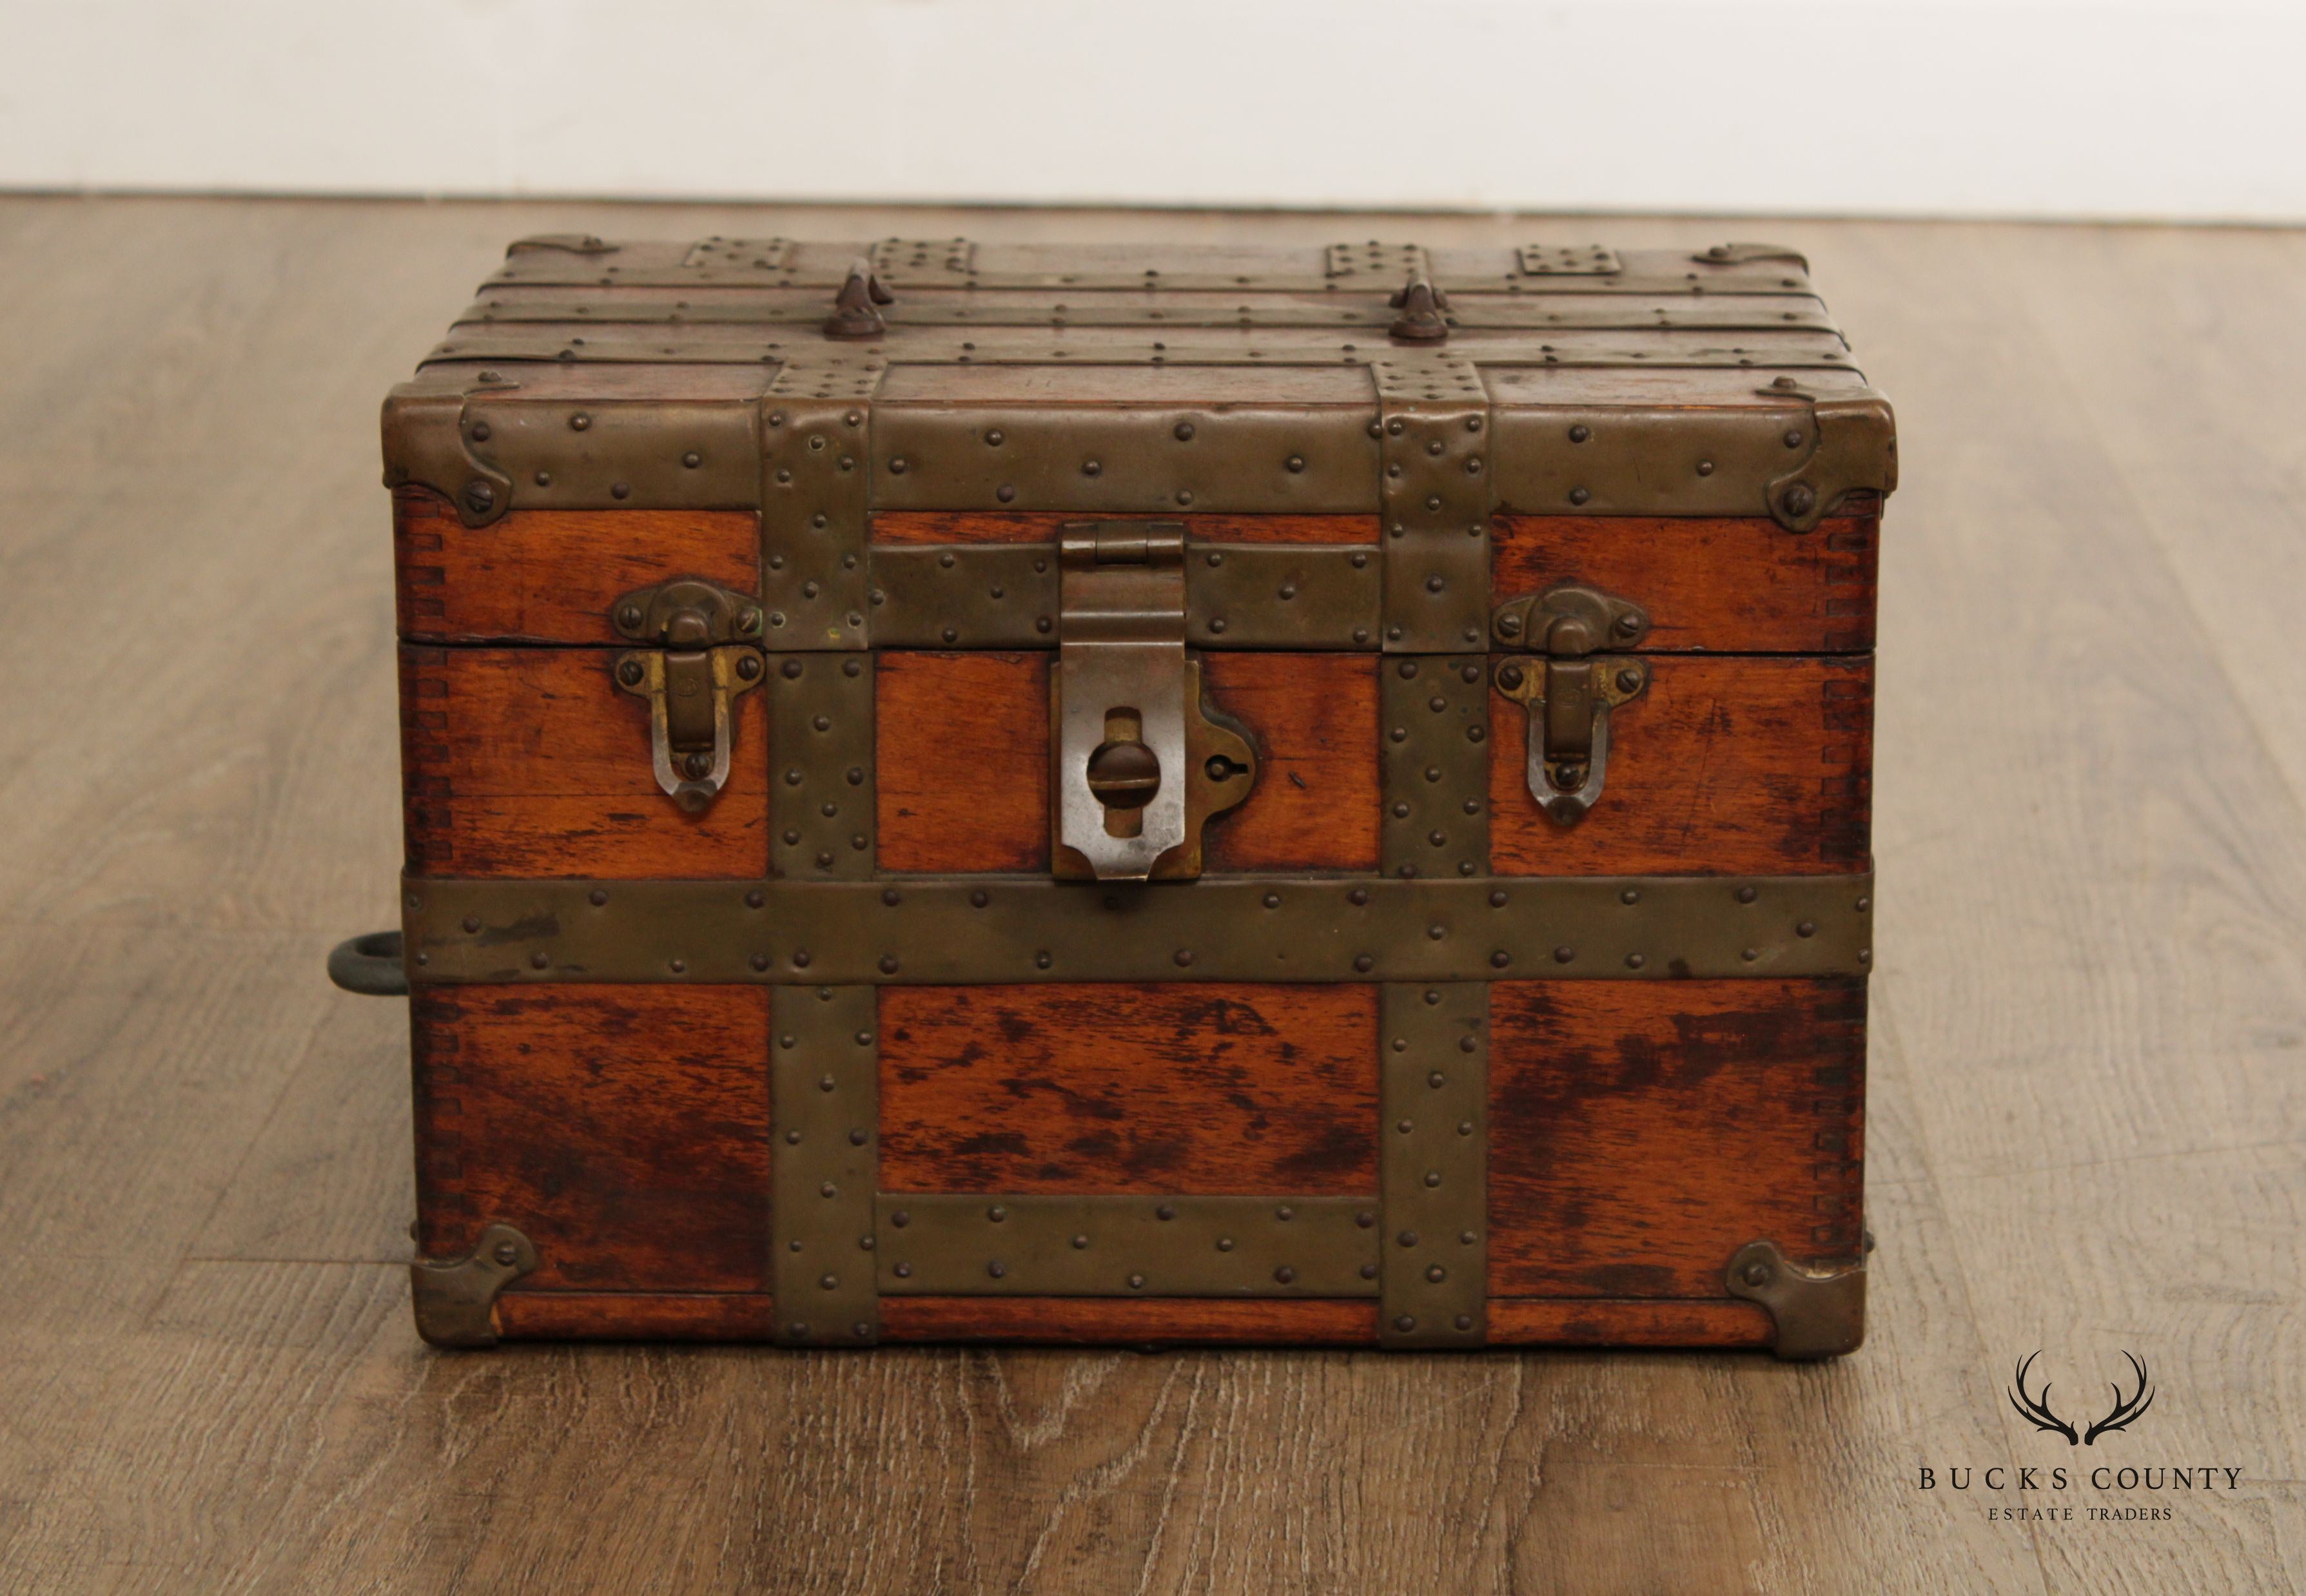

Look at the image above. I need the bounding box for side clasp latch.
[1490,581,1650,824]
[1053,523,1256,881]
[610,578,765,812]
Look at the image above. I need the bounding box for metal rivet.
[1157,1205,1176,1221]
[529,951,549,969]
[1553,945,1574,964]
[1128,1274,1146,1289]
[1174,948,1193,967]
[1568,487,1590,506]
[1798,920,1818,938]
[1568,424,1590,442]
[1737,885,1760,903]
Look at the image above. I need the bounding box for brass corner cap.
[411,1221,538,1349]
[1726,1238,1866,1359]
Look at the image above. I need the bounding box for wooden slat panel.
[872,511,1380,545]
[875,652,1378,873]
[399,645,768,877]
[1492,514,1877,654]
[413,986,772,1294]
[395,489,759,644]
[1203,652,1378,871]
[497,1293,784,1341]
[1489,654,1871,876]
[879,983,1377,1194]
[876,650,1051,873]
[1487,978,1865,1299]
[1487,1299,1773,1347]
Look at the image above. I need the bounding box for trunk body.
[384,236,1890,1356]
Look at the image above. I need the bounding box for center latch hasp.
[1053,523,1255,881]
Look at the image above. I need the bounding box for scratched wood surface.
[0,197,2300,1595]
[398,643,770,877]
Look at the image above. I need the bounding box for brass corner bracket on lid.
[411,1221,538,1348]
[1758,376,1898,532]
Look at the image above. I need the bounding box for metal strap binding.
[877,1195,1376,1296]
[767,653,875,881]
[1374,356,1492,653]
[772,985,879,1347]
[398,873,1875,986]
[1378,984,1487,1346]
[761,357,884,650]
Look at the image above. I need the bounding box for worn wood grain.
[1490,653,1873,875]
[879,983,1377,1194]
[395,489,759,644]
[1488,979,1866,1298]
[1202,651,1379,871]
[400,643,769,877]
[0,195,2299,1596]
[413,985,772,1292]
[1492,512,1877,653]
[875,649,1052,872]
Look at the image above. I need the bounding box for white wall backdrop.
[7,0,2304,220]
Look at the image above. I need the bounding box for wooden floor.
[0,196,2300,1595]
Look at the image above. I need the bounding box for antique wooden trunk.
[338,233,1892,1356]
